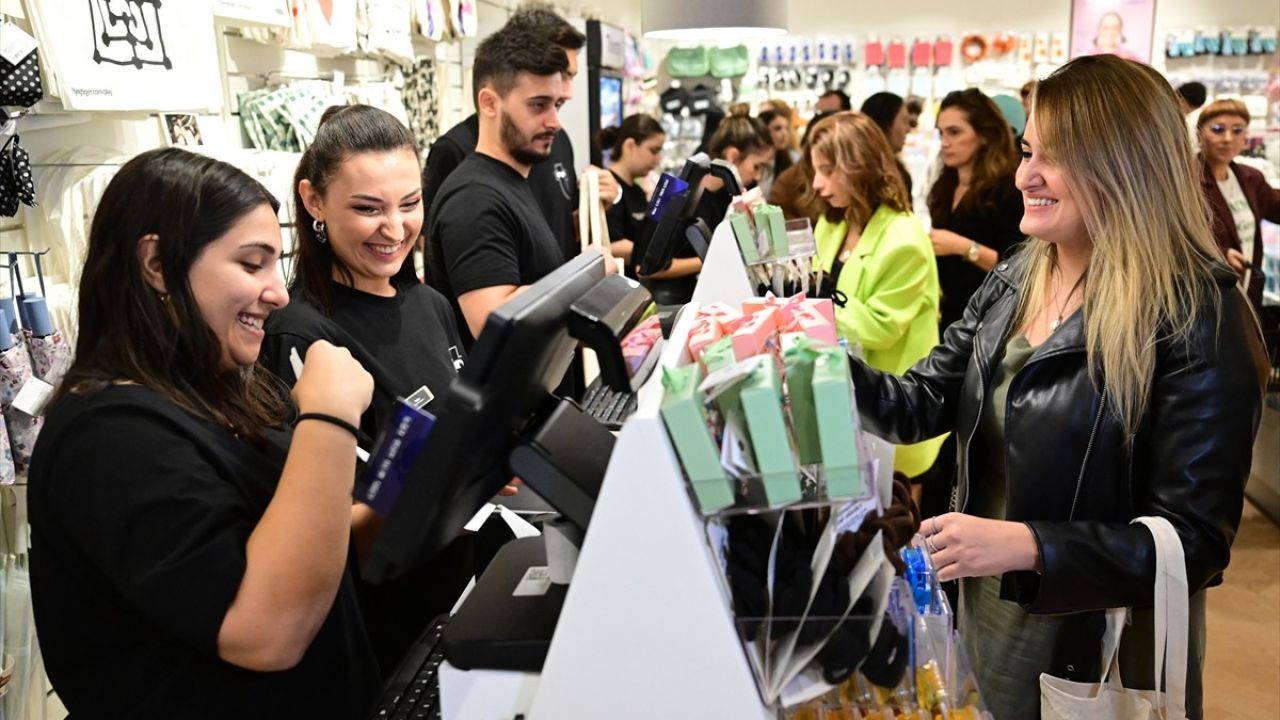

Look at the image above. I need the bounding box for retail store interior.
[0,0,1276,718]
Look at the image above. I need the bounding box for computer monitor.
[599,75,623,133]
[364,253,611,584]
[633,153,713,278]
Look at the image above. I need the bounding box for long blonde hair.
[804,111,910,228]
[1020,55,1221,439]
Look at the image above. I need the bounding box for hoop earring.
[312,218,328,244]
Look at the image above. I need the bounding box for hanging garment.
[411,0,447,42]
[346,79,411,128]
[400,57,439,160]
[306,0,359,56]
[452,0,477,37]
[357,0,415,67]
[240,84,342,152]
[20,146,123,290]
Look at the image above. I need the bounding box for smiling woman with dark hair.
[28,147,381,717]
[261,104,482,675]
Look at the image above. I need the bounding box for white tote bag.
[577,168,613,263]
[1040,516,1189,720]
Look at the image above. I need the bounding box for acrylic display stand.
[528,306,770,718]
[445,224,860,717]
[527,225,776,718]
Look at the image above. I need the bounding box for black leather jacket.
[850,251,1268,680]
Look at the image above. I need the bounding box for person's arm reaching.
[458,284,525,340]
[217,341,373,670]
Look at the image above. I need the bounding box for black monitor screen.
[633,154,711,277]
[364,253,609,583]
[599,76,623,133]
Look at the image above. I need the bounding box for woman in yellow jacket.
[807,111,945,479]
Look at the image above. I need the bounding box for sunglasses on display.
[1207,123,1247,136]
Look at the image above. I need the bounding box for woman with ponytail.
[260,104,487,677]
[597,113,665,270]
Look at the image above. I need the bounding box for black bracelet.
[296,413,361,441]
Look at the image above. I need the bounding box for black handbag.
[0,26,43,108]
[0,134,36,217]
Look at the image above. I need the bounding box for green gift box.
[754,204,789,258]
[661,364,735,513]
[701,336,736,374]
[784,335,823,466]
[812,348,861,498]
[740,359,802,506]
[729,210,760,263]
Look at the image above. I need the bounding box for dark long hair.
[859,92,905,139]
[597,113,664,163]
[292,104,420,313]
[53,148,288,441]
[926,88,1018,225]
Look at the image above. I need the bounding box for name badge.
[404,385,434,409]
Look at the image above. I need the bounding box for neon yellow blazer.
[815,205,947,476]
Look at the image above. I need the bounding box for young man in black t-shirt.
[422,7,618,263]
[426,26,614,348]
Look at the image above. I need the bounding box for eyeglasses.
[1206,123,1247,137]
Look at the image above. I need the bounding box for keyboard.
[369,615,449,720]
[580,377,638,430]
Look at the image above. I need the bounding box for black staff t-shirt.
[261,280,475,676]
[426,152,566,347]
[261,280,466,442]
[27,385,380,719]
[606,169,649,243]
[423,114,579,261]
[932,176,1025,331]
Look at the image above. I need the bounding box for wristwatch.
[965,241,980,263]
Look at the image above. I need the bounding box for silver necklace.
[1050,269,1087,332]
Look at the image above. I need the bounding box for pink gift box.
[800,298,835,328]
[784,306,837,346]
[699,303,748,335]
[731,187,765,215]
[687,317,725,366]
[742,293,808,330]
[731,307,781,361]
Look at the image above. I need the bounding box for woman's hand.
[928,228,969,257]
[1225,248,1249,275]
[918,512,1040,581]
[585,164,621,205]
[498,477,522,497]
[292,341,373,423]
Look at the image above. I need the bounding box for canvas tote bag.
[1040,516,1189,720]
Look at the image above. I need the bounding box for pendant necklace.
[1050,269,1088,332]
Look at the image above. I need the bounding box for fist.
[292,341,374,422]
